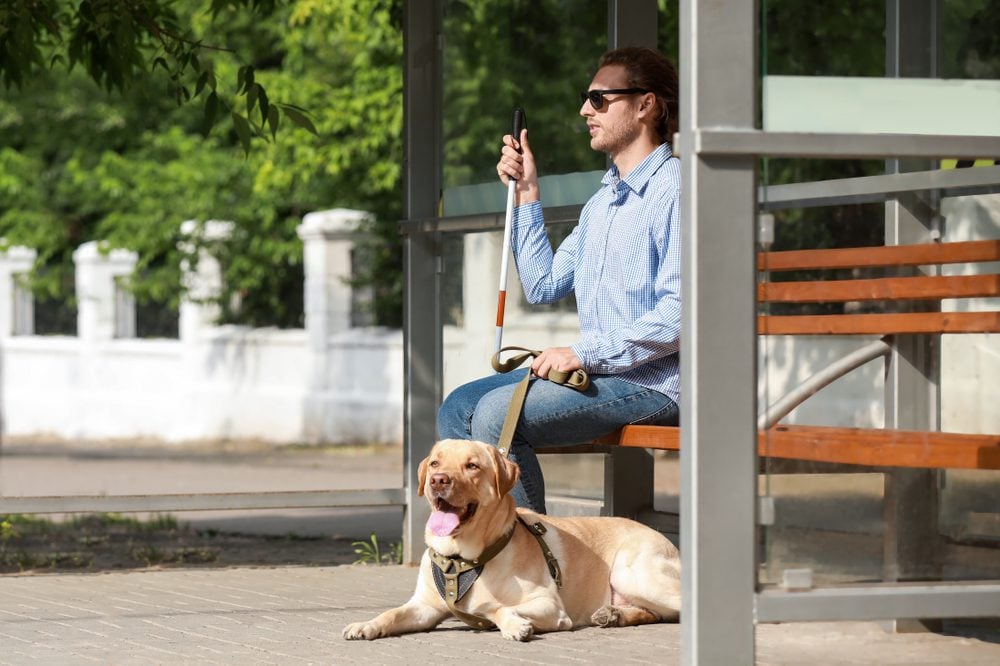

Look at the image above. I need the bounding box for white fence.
[2,196,998,446]
[1,210,404,445]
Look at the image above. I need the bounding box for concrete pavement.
[3,564,1000,665]
[2,440,1000,663]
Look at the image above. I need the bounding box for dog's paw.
[591,605,622,628]
[495,612,535,642]
[342,621,384,641]
[499,620,534,642]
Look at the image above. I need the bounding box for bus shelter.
[401,1,1000,662]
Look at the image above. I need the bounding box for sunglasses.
[580,87,650,110]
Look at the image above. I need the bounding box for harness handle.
[490,346,590,457]
[491,346,590,391]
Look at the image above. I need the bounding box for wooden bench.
[541,238,1000,582]
[547,238,1000,465]
[595,424,1000,470]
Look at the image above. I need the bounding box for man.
[437,47,681,513]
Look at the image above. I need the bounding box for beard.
[590,117,642,156]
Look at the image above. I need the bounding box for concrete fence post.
[73,242,139,342]
[179,220,233,341]
[0,245,36,337]
[296,208,372,350]
[296,208,372,442]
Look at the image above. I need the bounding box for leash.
[490,346,589,457]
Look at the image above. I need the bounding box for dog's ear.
[417,455,429,497]
[489,445,520,498]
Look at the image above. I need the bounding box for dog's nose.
[429,473,451,489]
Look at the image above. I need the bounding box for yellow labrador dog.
[343,439,681,641]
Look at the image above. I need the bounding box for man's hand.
[531,347,582,380]
[497,129,540,204]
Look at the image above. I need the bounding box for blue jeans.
[437,369,679,513]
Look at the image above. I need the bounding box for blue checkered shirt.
[511,143,681,403]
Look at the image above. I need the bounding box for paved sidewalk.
[2,564,999,665]
[2,441,999,663]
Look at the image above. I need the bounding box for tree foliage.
[0,0,403,328]
[0,0,316,149]
[2,0,998,333]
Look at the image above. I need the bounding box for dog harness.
[428,516,563,629]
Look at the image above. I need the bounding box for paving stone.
[2,566,999,665]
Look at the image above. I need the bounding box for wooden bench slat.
[759,311,1000,335]
[760,239,1000,272]
[761,274,1000,304]
[763,425,1000,469]
[600,424,1000,470]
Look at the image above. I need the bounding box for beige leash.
[490,346,589,457]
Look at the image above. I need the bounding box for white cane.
[495,107,526,354]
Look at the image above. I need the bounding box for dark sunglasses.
[580,87,649,110]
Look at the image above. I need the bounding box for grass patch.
[352,532,402,566]
[0,513,366,573]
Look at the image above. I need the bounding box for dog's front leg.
[493,597,572,641]
[342,599,448,641]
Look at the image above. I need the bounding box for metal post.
[883,0,943,632]
[402,0,443,565]
[608,0,658,49]
[680,1,759,663]
[602,0,659,519]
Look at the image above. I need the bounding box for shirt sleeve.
[570,186,682,373]
[510,200,577,304]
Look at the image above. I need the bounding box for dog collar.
[427,516,562,629]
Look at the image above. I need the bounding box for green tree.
[0,0,405,329]
[0,0,317,150]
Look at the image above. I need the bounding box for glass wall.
[440,0,610,217]
[756,0,1000,609]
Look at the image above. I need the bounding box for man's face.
[579,64,643,156]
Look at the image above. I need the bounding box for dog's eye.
[466,462,480,470]
[429,460,439,468]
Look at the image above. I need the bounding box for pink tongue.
[428,511,461,537]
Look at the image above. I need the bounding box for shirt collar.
[601,143,673,194]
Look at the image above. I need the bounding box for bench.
[541,238,1000,590]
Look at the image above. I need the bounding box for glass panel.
[758,180,1000,592]
[939,186,1000,580]
[441,223,580,397]
[763,76,1000,136]
[437,221,611,508]
[761,0,1000,136]
[759,4,1000,599]
[441,0,608,216]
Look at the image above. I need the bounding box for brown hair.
[598,47,679,144]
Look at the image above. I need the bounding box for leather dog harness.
[429,516,564,629]
[427,347,583,628]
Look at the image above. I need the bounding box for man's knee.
[469,391,509,443]
[437,391,469,439]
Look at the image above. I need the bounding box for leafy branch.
[0,0,317,154]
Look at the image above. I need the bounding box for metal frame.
[401,0,443,565]
[0,489,404,514]
[757,583,1000,623]
[680,0,1000,660]
[691,129,1000,159]
[679,1,759,662]
[762,164,1000,209]
[880,2,944,632]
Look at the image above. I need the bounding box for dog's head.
[417,439,520,540]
